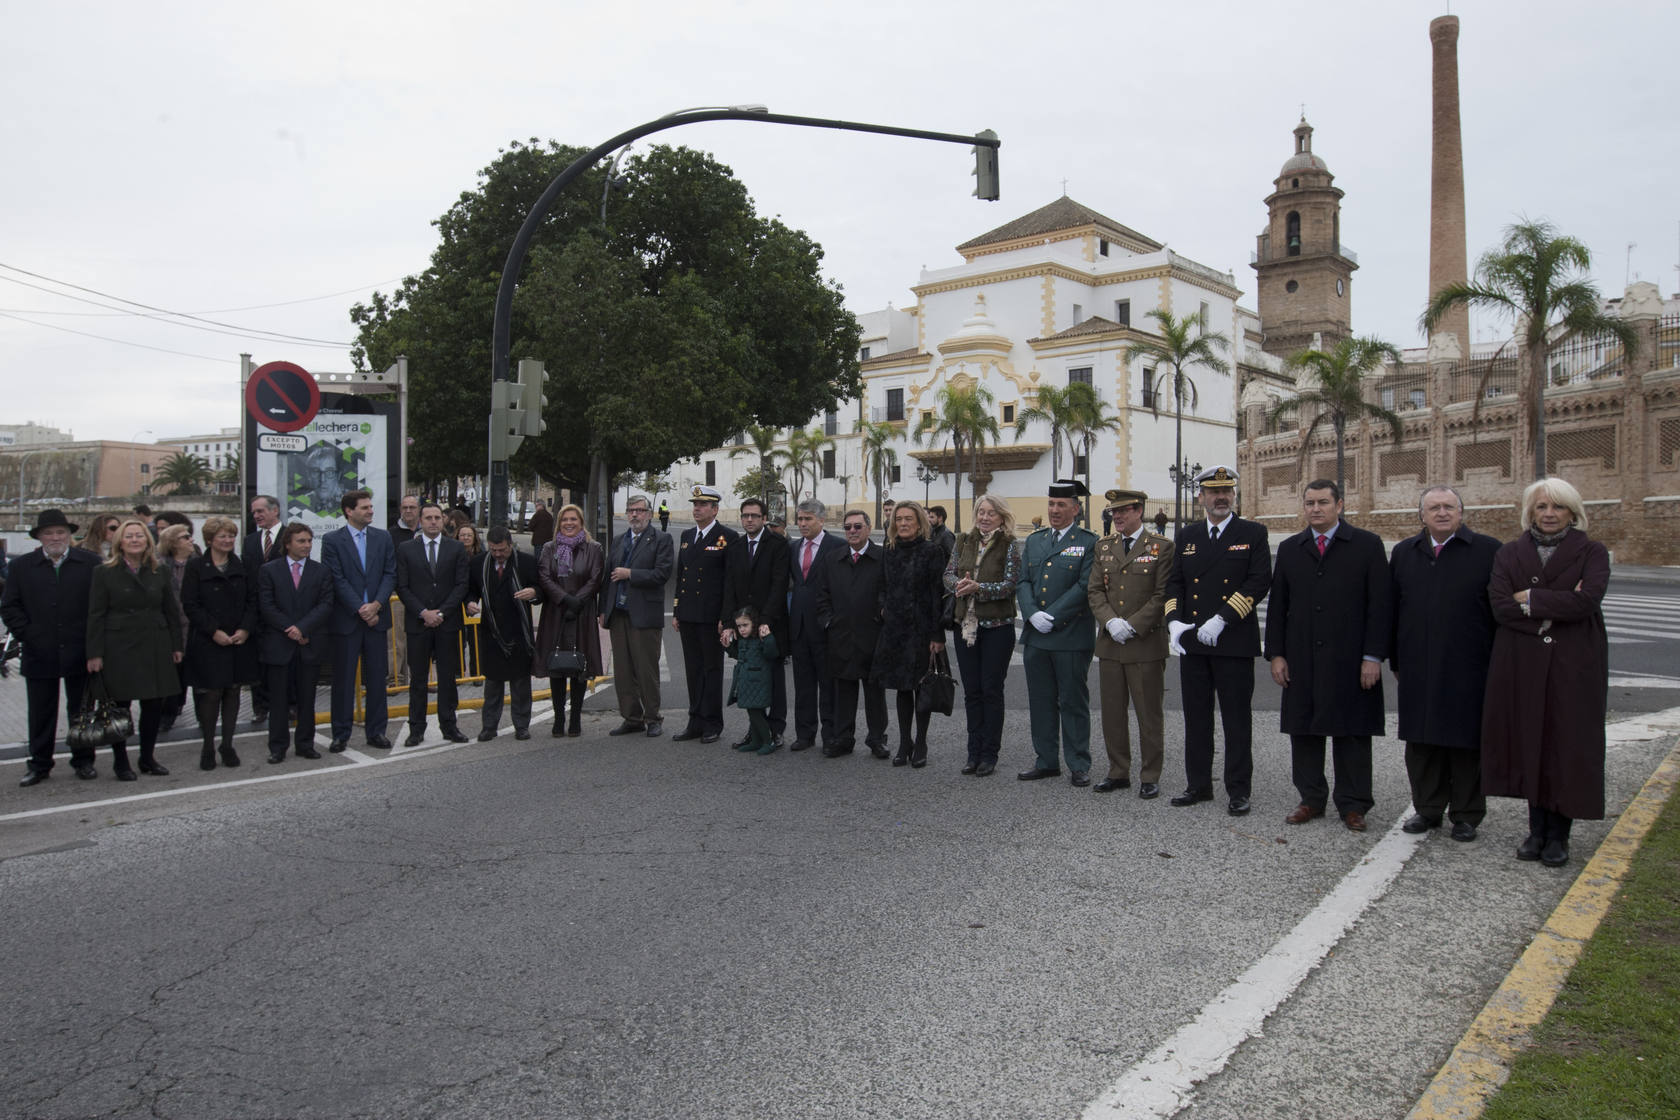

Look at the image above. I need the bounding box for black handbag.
[67,692,109,749]
[546,632,588,678]
[916,650,957,717]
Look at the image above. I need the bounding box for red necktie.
[851,551,859,565]
[291,561,302,588]
[802,540,814,577]
[1315,535,1327,556]
[1433,542,1444,558]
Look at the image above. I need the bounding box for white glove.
[1029,611,1054,634]
[1196,616,1227,646]
[1167,620,1193,656]
[1106,618,1135,643]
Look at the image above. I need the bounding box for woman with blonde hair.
[155,523,195,731]
[182,516,259,769]
[943,494,1022,775]
[86,517,184,779]
[1481,477,1609,868]
[535,503,604,736]
[870,500,946,767]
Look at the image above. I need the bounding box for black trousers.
[481,674,533,734]
[789,629,835,745]
[1404,742,1485,826]
[952,625,1013,765]
[832,676,887,749]
[267,659,320,751]
[1179,654,1255,797]
[26,673,89,772]
[407,627,462,732]
[678,620,725,734]
[1291,734,1374,816]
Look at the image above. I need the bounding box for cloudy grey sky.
[3,0,1675,444]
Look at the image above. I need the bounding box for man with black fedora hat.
[1,509,101,785]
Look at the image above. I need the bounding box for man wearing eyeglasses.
[720,498,790,749]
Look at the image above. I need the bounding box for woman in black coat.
[870,502,946,767]
[86,518,184,779]
[534,504,605,737]
[1482,477,1610,869]
[181,517,260,770]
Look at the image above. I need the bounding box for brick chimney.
[1428,14,1470,359]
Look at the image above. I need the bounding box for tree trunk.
[1173,366,1185,536]
[1333,415,1346,500]
[1529,338,1548,480]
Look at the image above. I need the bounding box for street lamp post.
[485,107,1000,528]
[915,462,941,506]
[1166,459,1202,535]
[15,448,42,531]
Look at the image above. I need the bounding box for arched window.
[1286,211,1301,256]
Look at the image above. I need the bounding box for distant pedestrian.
[927,505,956,559]
[527,499,554,550]
[1153,509,1168,536]
[658,500,670,533]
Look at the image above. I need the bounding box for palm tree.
[780,427,833,505]
[1012,382,1082,480]
[214,449,241,485]
[856,419,898,529]
[1063,381,1123,524]
[1422,218,1639,479]
[1125,308,1230,533]
[154,452,210,495]
[914,383,1001,533]
[727,423,781,509]
[1266,336,1406,500]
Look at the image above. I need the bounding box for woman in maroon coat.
[534,504,604,737]
[1481,477,1609,869]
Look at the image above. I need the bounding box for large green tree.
[351,141,861,497]
[1267,336,1406,501]
[1125,308,1230,533]
[1421,218,1639,479]
[915,383,1001,533]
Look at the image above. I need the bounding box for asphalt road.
[2,552,1678,1119]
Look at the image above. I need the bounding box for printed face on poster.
[253,415,387,558]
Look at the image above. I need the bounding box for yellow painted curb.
[1406,740,1680,1120]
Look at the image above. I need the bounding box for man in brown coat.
[1087,489,1175,799]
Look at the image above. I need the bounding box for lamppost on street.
[915,462,941,506]
[1166,459,1202,535]
[15,448,42,531]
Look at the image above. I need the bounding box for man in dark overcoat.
[720,497,791,748]
[1265,480,1392,832]
[1389,485,1501,842]
[786,498,842,751]
[242,493,284,724]
[817,509,887,757]
[395,503,470,745]
[257,524,335,763]
[671,485,737,743]
[1162,466,1272,816]
[467,527,542,740]
[2,510,99,784]
[527,500,555,551]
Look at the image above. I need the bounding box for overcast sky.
[3,0,1675,445]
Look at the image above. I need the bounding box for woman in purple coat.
[534,504,604,737]
[1481,477,1609,869]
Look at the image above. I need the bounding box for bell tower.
[1252,118,1357,358]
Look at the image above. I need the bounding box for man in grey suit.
[395,503,470,745]
[601,494,675,737]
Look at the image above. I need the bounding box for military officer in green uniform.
[1087,488,1175,799]
[1016,479,1099,785]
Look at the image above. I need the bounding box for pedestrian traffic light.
[972,130,999,201]
[490,378,525,460]
[517,358,549,439]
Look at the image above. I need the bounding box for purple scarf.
[551,529,586,577]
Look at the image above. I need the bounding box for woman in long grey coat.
[534,504,604,737]
[1482,477,1609,869]
[86,518,185,779]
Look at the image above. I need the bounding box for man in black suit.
[720,496,791,748]
[387,494,421,686]
[603,494,675,737]
[257,523,335,763]
[2,510,99,785]
[1265,479,1392,833]
[817,509,888,758]
[467,527,543,741]
[1162,466,1272,816]
[671,484,737,743]
[786,498,842,752]
[395,503,470,745]
[242,493,284,723]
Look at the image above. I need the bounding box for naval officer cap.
[689,484,723,503]
[1193,465,1239,490]
[1047,478,1089,498]
[1103,488,1148,512]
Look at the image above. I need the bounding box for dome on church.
[1279,117,1329,177]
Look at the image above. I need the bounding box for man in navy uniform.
[671,484,738,743]
[1016,479,1099,786]
[1163,465,1272,816]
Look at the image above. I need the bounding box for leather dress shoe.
[1540,839,1569,867]
[790,739,814,752]
[1170,789,1213,807]
[404,731,425,747]
[1227,796,1251,816]
[1450,821,1478,842]
[477,730,498,742]
[1517,833,1544,861]
[441,729,469,744]
[19,770,48,787]
[138,760,169,776]
[821,744,854,757]
[75,765,97,780]
[1342,810,1368,832]
[868,743,890,759]
[772,736,786,751]
[961,762,979,775]
[609,720,645,737]
[115,767,138,780]
[1017,767,1061,781]
[366,736,392,750]
[1285,803,1324,824]
[1138,782,1160,800]
[1402,814,1441,834]
[266,753,285,765]
[1069,770,1091,787]
[699,732,721,744]
[1094,777,1131,793]
[644,722,662,738]
[329,738,349,753]
[975,762,996,776]
[672,728,704,742]
[295,746,322,760]
[514,729,532,741]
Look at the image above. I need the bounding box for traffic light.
[490,378,525,460]
[517,358,549,438]
[972,129,999,201]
